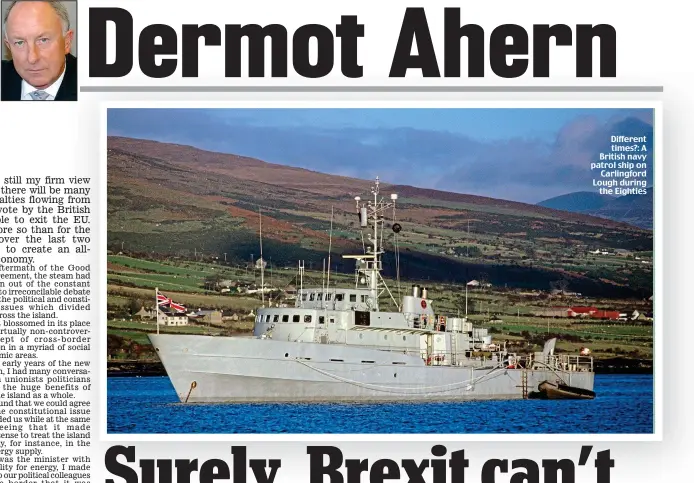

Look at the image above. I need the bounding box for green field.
[107,254,653,363]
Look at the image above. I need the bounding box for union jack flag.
[156,290,187,313]
[169,300,186,313]
[157,293,170,306]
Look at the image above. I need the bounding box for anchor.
[184,381,197,403]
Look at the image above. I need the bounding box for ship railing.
[548,354,593,372]
[421,350,505,367]
[510,353,594,372]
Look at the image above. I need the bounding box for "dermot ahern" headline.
[88,7,617,79]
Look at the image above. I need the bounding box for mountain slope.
[537,189,653,229]
[538,192,615,211]
[107,136,653,297]
[588,189,654,229]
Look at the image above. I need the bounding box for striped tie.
[29,90,50,100]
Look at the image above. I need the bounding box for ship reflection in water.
[107,374,653,434]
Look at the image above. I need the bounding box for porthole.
[284,353,289,358]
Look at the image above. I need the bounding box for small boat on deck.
[530,380,596,400]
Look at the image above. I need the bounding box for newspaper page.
[0,0,688,482]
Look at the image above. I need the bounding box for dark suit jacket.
[1,53,77,101]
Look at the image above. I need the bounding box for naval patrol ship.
[149,178,595,402]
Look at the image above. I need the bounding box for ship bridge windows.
[326,294,332,301]
[273,315,279,323]
[335,293,344,301]
[355,311,370,326]
[319,316,325,324]
[329,317,335,324]
[265,314,271,322]
[317,293,323,301]
[304,315,312,323]
[350,294,357,302]
[361,295,368,303]
[293,315,300,323]
[309,293,316,301]
[282,315,289,322]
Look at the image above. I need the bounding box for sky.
[106,107,654,203]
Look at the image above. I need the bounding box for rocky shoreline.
[593,357,653,374]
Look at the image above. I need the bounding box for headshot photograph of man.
[1,0,77,101]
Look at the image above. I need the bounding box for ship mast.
[351,177,400,310]
[259,208,265,307]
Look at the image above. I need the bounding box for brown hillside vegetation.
[106,136,653,297]
[107,136,645,231]
[108,136,376,197]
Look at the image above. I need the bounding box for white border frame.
[99,100,662,443]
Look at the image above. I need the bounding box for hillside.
[107,136,654,298]
[587,189,654,230]
[538,192,615,211]
[538,189,653,230]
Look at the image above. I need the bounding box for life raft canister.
[426,355,445,365]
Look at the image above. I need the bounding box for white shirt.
[21,67,65,101]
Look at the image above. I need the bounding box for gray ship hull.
[149,334,595,403]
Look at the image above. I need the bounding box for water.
[107,374,653,434]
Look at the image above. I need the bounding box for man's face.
[4,1,73,90]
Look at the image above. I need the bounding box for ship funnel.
[412,285,420,298]
[421,287,428,299]
[360,207,368,227]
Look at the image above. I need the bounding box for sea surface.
[107,374,653,434]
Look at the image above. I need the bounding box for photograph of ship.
[105,106,654,434]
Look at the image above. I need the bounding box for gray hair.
[3,1,71,39]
